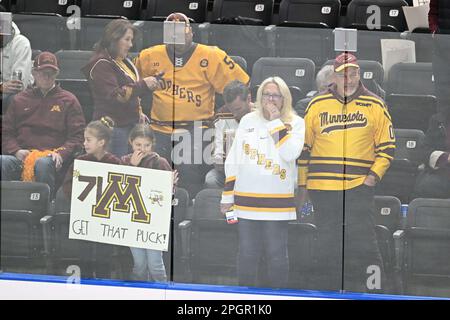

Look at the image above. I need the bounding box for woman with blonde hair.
[220,76,305,288]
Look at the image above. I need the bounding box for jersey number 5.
[223,56,235,70]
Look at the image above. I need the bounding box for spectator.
[121,124,178,282]
[204,80,252,189]
[135,12,249,197]
[429,0,450,113]
[0,8,33,111]
[298,52,395,293]
[1,52,85,198]
[294,65,335,117]
[59,117,121,279]
[413,107,450,199]
[220,76,305,288]
[82,19,160,157]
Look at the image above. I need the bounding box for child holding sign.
[121,124,178,282]
[59,116,121,279]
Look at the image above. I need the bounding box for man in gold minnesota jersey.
[298,52,395,293]
[135,12,249,197]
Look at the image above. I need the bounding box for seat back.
[56,50,93,80]
[1,181,50,264]
[145,0,208,23]
[393,128,425,166]
[387,62,435,95]
[278,0,340,27]
[346,0,408,32]
[80,0,143,20]
[211,0,274,25]
[251,57,316,98]
[15,0,76,16]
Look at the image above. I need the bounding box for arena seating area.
[1,0,450,298]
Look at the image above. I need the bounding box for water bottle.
[300,201,314,218]
[401,204,408,229]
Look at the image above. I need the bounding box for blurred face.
[130,137,153,156]
[261,83,283,111]
[33,68,58,91]
[167,21,193,55]
[227,95,250,121]
[84,129,105,155]
[117,28,134,58]
[335,67,360,97]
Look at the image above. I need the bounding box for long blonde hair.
[255,76,296,123]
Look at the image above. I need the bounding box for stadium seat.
[277,0,341,28]
[14,0,76,16]
[387,62,435,96]
[403,28,433,63]
[175,188,239,285]
[346,0,409,32]
[400,198,450,296]
[144,0,208,23]
[1,181,50,269]
[14,13,68,52]
[323,59,385,96]
[376,129,425,203]
[210,0,274,25]
[58,79,94,122]
[251,57,316,103]
[0,0,11,11]
[55,50,93,80]
[386,94,437,132]
[373,195,404,293]
[80,0,143,20]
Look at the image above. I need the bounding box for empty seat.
[14,0,76,16]
[387,62,435,96]
[373,195,403,293]
[1,181,50,269]
[144,0,208,23]
[211,0,274,25]
[346,0,409,32]
[80,0,143,20]
[376,129,425,203]
[14,13,68,52]
[400,198,450,296]
[404,28,433,63]
[251,57,316,103]
[386,94,437,132]
[55,50,93,80]
[277,0,341,28]
[175,188,239,285]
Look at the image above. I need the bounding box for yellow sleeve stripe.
[276,134,291,148]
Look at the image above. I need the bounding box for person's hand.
[130,150,145,166]
[139,112,150,124]
[49,152,63,170]
[143,76,160,90]
[363,174,377,187]
[220,203,234,215]
[295,187,309,212]
[14,149,30,161]
[2,80,23,94]
[264,103,281,121]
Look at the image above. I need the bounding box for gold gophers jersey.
[135,43,250,134]
[298,84,396,191]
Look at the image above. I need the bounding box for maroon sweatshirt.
[121,152,172,171]
[62,152,121,197]
[2,85,86,162]
[82,50,150,127]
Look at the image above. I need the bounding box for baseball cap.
[334,52,359,72]
[33,51,59,72]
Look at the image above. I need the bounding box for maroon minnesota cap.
[334,52,359,72]
[33,51,59,71]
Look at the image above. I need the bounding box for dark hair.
[128,124,155,143]
[94,19,137,57]
[223,80,250,104]
[86,116,115,145]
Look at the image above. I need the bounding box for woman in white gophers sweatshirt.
[220,76,305,288]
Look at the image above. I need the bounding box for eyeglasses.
[262,93,283,101]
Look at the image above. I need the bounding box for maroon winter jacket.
[82,49,150,127]
[2,85,86,162]
[62,152,121,197]
[121,152,172,171]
